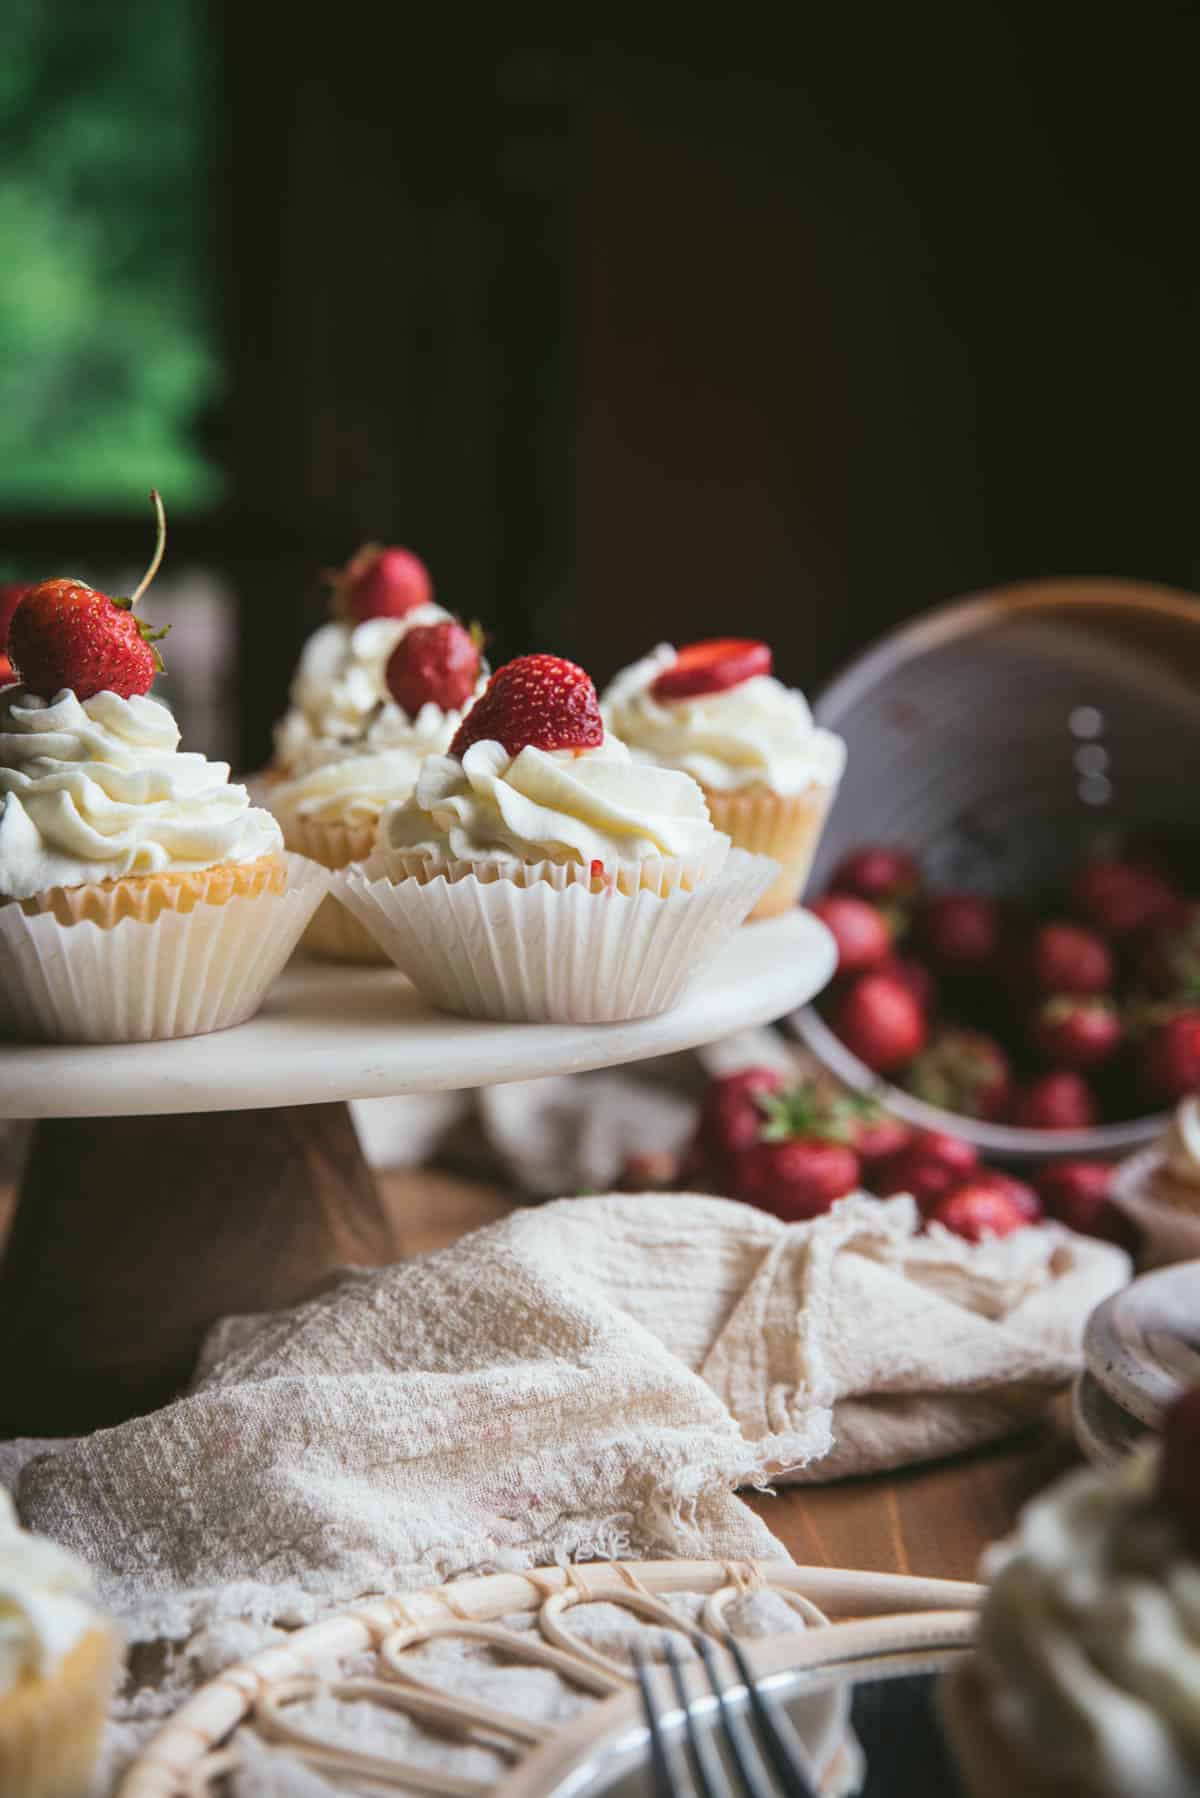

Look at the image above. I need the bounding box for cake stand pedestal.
[0,910,835,1437]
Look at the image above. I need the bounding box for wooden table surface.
[0,1162,1079,1582]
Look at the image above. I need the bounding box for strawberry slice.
[651,638,772,701]
[448,653,604,758]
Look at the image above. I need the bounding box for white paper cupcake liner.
[0,854,330,1045]
[335,847,777,1022]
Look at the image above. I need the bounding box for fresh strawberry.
[929,1184,1027,1242]
[1070,858,1180,940]
[1140,904,1200,998]
[1032,1159,1114,1229]
[386,620,481,716]
[828,972,928,1073]
[830,845,921,905]
[650,638,772,701]
[448,654,604,758]
[1028,921,1113,996]
[696,1066,786,1163]
[871,1128,979,1212]
[1030,996,1122,1070]
[8,492,169,701]
[903,1026,1012,1120]
[1159,1387,1200,1520]
[877,953,939,1015]
[0,581,30,679]
[332,544,433,623]
[732,1136,860,1221]
[1141,1009,1200,1102]
[917,893,1003,975]
[849,1110,913,1168]
[810,894,892,977]
[1012,1072,1098,1131]
[969,1169,1043,1223]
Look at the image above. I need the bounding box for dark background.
[4,5,1198,769]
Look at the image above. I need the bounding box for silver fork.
[631,1633,817,1798]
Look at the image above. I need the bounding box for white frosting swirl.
[382,736,722,868]
[271,747,428,828]
[977,1453,1200,1796]
[0,687,282,899]
[274,609,450,767]
[601,644,846,795]
[0,1491,100,1693]
[1162,1098,1200,1195]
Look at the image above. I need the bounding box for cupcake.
[0,494,326,1042]
[0,1490,121,1798]
[337,653,776,1020]
[1110,1098,1200,1269]
[270,618,486,961]
[941,1386,1200,1796]
[272,542,450,775]
[602,638,845,920]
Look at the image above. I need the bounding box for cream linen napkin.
[13,1193,1124,1626]
[5,1190,1125,1790]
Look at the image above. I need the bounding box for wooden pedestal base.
[0,1103,396,1438]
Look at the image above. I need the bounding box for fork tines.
[631,1633,817,1798]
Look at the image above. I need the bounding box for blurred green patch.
[0,0,224,511]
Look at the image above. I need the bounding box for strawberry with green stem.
[8,491,170,702]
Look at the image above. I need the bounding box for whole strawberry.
[386,620,481,717]
[0,581,31,681]
[917,893,1003,975]
[969,1169,1043,1223]
[930,1184,1027,1242]
[877,953,939,1015]
[903,1026,1012,1121]
[1070,857,1179,940]
[732,1136,860,1221]
[1141,1009,1200,1102]
[872,1128,979,1213]
[332,544,433,623]
[696,1066,786,1164]
[1030,996,1122,1070]
[1012,1071,1098,1131]
[810,894,892,977]
[830,844,921,905]
[849,1109,913,1169]
[8,492,169,702]
[1028,921,1113,996]
[828,972,927,1074]
[449,654,604,758]
[1030,1161,1136,1251]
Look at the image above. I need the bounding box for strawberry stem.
[129,489,167,608]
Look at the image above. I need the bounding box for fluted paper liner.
[0,1626,119,1798]
[701,780,837,920]
[279,812,390,963]
[335,846,777,1022]
[0,853,330,1044]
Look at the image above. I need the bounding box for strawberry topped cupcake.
[0,494,327,1042]
[942,1387,1200,1796]
[602,639,845,920]
[337,653,776,1020]
[272,543,452,773]
[269,618,487,961]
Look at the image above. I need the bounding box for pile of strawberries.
[680,1065,1136,1248]
[809,843,1200,1130]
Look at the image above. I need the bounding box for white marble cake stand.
[0,910,834,1438]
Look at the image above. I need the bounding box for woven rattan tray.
[120,1557,980,1797]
